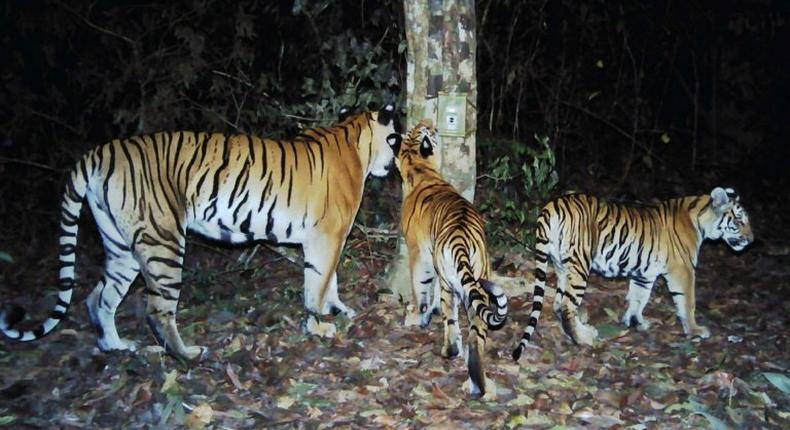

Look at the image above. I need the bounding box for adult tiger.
[512,188,754,361]
[391,119,507,399]
[0,104,400,361]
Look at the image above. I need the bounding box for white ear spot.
[711,187,734,212]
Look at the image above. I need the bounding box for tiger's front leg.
[666,267,710,339]
[301,234,347,338]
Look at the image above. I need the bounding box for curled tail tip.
[512,345,523,362]
[486,314,508,331]
[479,278,508,330]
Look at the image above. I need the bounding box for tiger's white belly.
[188,215,306,245]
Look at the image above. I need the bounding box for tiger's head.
[387,119,441,180]
[706,187,754,252]
[359,103,401,177]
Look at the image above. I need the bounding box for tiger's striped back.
[1,104,400,360]
[394,120,507,399]
[512,189,753,361]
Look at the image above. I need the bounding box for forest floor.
[0,192,789,429]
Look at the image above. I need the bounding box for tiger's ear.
[724,187,740,203]
[711,187,734,214]
[339,106,353,122]
[419,136,434,158]
[378,103,400,131]
[386,133,402,155]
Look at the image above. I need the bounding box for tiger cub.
[0,104,400,361]
[513,188,754,361]
[389,119,508,399]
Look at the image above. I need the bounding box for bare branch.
[55,1,136,46]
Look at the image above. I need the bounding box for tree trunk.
[385,0,477,315]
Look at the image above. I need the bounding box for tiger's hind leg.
[137,232,205,361]
[85,199,141,352]
[404,244,437,327]
[440,279,463,359]
[398,241,436,327]
[622,276,657,331]
[559,265,598,346]
[87,251,140,352]
[464,291,494,399]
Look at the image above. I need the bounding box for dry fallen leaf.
[226,363,245,391]
[131,382,152,408]
[431,383,450,401]
[307,406,322,419]
[185,403,213,429]
[276,395,295,409]
[161,370,180,394]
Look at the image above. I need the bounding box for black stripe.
[265,197,277,239]
[232,191,250,224]
[146,256,182,269]
[304,261,321,275]
[59,244,76,256]
[286,169,294,206]
[210,134,231,200]
[276,140,287,185]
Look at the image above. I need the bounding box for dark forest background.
[1,2,789,427]
[1,0,788,250]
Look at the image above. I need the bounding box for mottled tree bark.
[386,0,477,314]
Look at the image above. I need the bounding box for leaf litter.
[0,226,788,428]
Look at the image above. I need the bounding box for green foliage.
[479,134,558,250]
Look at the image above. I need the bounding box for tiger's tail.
[0,153,92,342]
[477,278,508,331]
[512,220,551,361]
[457,252,508,331]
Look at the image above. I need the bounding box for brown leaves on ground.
[0,230,788,429]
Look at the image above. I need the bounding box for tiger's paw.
[688,325,710,339]
[464,377,497,401]
[442,336,464,359]
[183,345,208,361]
[419,306,438,328]
[403,306,422,327]
[325,300,356,320]
[98,337,138,353]
[575,322,598,346]
[624,313,652,331]
[302,315,337,338]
